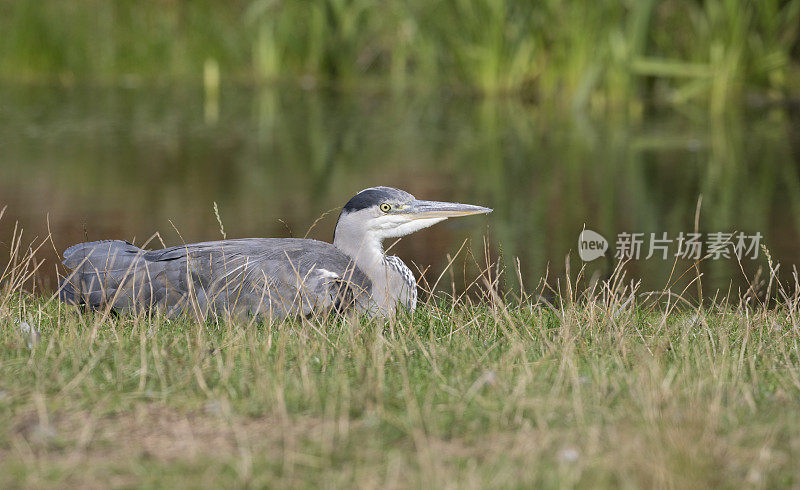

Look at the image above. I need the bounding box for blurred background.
[1,0,799,300]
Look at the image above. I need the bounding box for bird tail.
[59,240,149,310]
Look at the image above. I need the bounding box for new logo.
[578,229,608,261]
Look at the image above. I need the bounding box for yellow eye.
[379,203,392,213]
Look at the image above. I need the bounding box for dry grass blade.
[0,228,798,488]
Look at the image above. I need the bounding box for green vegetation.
[2,0,799,112]
[1,225,799,487]
[2,2,800,485]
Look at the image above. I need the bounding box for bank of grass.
[1,232,799,487]
[2,0,800,112]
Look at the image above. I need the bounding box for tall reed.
[1,0,798,112]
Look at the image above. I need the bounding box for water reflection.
[1,85,798,300]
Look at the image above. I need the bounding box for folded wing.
[59,238,373,320]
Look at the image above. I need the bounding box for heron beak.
[400,200,493,219]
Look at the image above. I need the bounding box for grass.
[1,221,800,488]
[1,0,799,113]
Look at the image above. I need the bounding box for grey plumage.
[59,238,372,320]
[59,187,491,320]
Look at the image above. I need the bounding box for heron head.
[333,187,492,251]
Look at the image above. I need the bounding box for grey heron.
[59,187,491,320]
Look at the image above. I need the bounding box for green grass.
[1,0,799,113]
[2,252,800,487]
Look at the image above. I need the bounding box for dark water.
[1,85,799,301]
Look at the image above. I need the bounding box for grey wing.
[59,240,153,311]
[143,238,373,320]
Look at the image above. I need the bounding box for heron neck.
[334,231,403,312]
[334,232,386,273]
